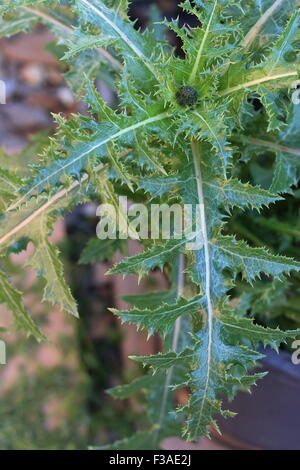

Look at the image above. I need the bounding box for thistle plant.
[1,0,300,449]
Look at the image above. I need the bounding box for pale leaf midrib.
[219,71,297,96]
[246,137,300,157]
[122,297,200,319]
[153,254,185,446]
[78,0,156,77]
[114,238,186,272]
[221,320,281,337]
[242,0,285,48]
[215,241,298,267]
[8,111,169,212]
[0,163,104,247]
[189,0,218,83]
[191,139,213,437]
[269,16,295,73]
[0,175,19,193]
[192,110,227,179]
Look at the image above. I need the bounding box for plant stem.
[242,0,285,48]
[192,110,227,179]
[78,0,157,79]
[7,111,170,213]
[246,137,300,156]
[191,139,213,436]
[189,0,218,84]
[0,164,106,247]
[173,254,185,347]
[153,253,184,446]
[219,71,297,97]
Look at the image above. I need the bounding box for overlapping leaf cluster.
[1,0,300,448]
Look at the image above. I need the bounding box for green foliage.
[0,271,45,341]
[111,295,204,335]
[1,0,300,448]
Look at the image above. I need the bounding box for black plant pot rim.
[218,347,300,450]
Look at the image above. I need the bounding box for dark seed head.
[175,85,199,107]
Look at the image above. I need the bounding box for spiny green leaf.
[0,0,52,15]
[184,311,299,440]
[17,108,170,206]
[0,9,37,36]
[107,374,154,400]
[130,348,194,372]
[214,236,300,283]
[0,271,45,342]
[92,428,160,451]
[111,295,203,335]
[120,289,176,309]
[26,216,78,318]
[79,237,124,264]
[73,0,160,86]
[109,238,187,278]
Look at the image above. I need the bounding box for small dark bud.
[175,85,199,107]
